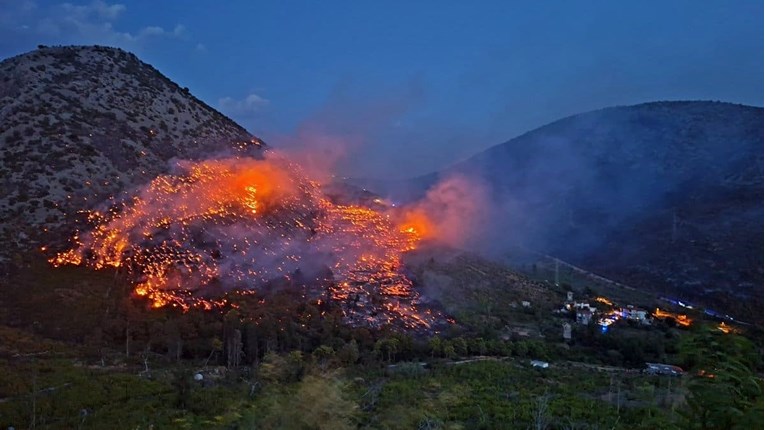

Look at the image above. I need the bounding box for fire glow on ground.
[51,151,442,330]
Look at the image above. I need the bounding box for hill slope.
[356,101,764,314]
[0,45,263,251]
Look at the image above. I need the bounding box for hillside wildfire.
[49,152,443,330]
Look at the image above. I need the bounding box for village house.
[625,306,650,324]
[574,302,596,312]
[562,322,572,340]
[564,291,575,310]
[576,308,593,325]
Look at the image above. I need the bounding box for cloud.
[218,93,270,116]
[137,26,165,37]
[61,1,126,21]
[93,1,125,19]
[0,1,191,54]
[136,23,184,39]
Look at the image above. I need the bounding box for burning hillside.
[50,152,445,330]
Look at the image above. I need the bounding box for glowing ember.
[595,296,613,306]
[716,321,740,334]
[51,154,441,329]
[653,308,692,327]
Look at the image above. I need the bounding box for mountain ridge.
[0,45,264,253]
[352,100,764,317]
[0,45,760,319]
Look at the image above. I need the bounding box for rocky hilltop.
[0,45,263,250]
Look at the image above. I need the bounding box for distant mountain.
[0,45,263,250]
[354,101,763,315]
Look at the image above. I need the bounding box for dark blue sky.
[1,1,762,178]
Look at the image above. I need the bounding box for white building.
[626,308,649,323]
[576,308,593,325]
[562,323,572,340]
[531,360,549,369]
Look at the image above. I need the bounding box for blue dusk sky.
[0,1,762,178]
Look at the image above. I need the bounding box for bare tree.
[30,373,37,430]
[226,329,243,368]
[125,319,130,357]
[140,347,151,377]
[204,338,223,367]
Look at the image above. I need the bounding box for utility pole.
[31,373,37,430]
[554,259,560,286]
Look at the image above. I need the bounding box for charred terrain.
[0,46,762,429]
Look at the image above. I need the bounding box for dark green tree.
[678,327,763,430]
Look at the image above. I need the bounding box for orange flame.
[50,155,440,329]
[398,209,433,241]
[653,308,692,327]
[595,296,614,306]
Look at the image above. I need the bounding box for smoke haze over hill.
[352,101,764,313]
